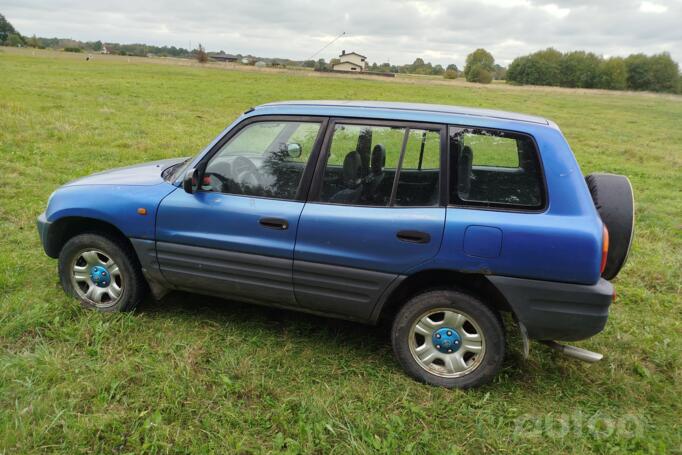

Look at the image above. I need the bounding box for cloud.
[3,0,681,67]
[639,1,668,13]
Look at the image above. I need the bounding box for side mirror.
[283,143,302,159]
[183,168,197,194]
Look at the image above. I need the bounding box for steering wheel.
[231,156,262,189]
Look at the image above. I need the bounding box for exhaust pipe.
[540,341,603,363]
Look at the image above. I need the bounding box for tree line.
[1,13,193,57]
[506,48,680,93]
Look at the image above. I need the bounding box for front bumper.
[488,276,614,341]
[36,212,53,256]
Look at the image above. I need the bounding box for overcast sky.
[3,0,682,67]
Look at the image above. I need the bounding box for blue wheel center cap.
[432,327,461,353]
[89,266,110,288]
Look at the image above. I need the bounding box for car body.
[37,101,632,388]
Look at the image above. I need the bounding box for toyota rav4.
[37,101,634,388]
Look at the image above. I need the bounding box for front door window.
[203,121,322,200]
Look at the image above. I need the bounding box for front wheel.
[58,233,146,312]
[391,289,505,388]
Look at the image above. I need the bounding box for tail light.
[600,225,609,274]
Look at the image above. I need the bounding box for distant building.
[254,61,267,68]
[209,52,238,62]
[332,50,367,72]
[101,44,109,54]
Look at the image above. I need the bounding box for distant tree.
[559,51,601,88]
[432,64,444,75]
[443,69,457,79]
[63,47,82,53]
[377,62,392,73]
[0,13,20,44]
[6,33,24,46]
[27,34,39,48]
[302,59,315,68]
[507,48,561,86]
[314,58,327,71]
[505,56,525,84]
[446,64,459,73]
[195,43,208,63]
[597,57,627,90]
[647,52,679,92]
[416,62,433,75]
[467,64,493,83]
[530,48,562,85]
[493,64,507,80]
[624,54,652,90]
[464,49,495,83]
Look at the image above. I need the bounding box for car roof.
[255,100,551,126]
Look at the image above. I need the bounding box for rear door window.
[316,122,441,207]
[449,127,544,209]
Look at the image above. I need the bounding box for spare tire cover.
[585,173,635,280]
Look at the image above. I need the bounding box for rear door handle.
[259,217,288,230]
[397,230,431,244]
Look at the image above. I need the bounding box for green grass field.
[1,49,680,454]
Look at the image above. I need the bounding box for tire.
[585,173,635,280]
[391,289,505,389]
[58,233,146,312]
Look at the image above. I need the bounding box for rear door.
[156,116,326,306]
[293,119,446,320]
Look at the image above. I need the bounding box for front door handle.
[397,230,431,244]
[259,217,289,230]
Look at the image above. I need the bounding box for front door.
[156,117,325,306]
[293,120,446,320]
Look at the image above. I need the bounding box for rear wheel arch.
[376,269,512,326]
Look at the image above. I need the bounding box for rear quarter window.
[449,126,545,210]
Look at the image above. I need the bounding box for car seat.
[458,145,473,200]
[329,151,363,203]
[362,144,386,204]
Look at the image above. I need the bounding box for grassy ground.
[0,49,680,454]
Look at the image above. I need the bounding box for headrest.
[458,145,473,198]
[461,145,473,162]
[370,144,386,174]
[343,151,362,188]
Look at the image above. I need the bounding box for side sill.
[130,238,172,300]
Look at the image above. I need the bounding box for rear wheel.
[58,233,146,312]
[391,289,505,388]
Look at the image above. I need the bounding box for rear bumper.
[488,275,614,341]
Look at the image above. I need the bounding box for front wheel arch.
[58,232,147,312]
[45,216,136,261]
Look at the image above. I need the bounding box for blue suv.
[37,101,634,388]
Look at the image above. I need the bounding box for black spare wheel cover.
[585,173,635,280]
